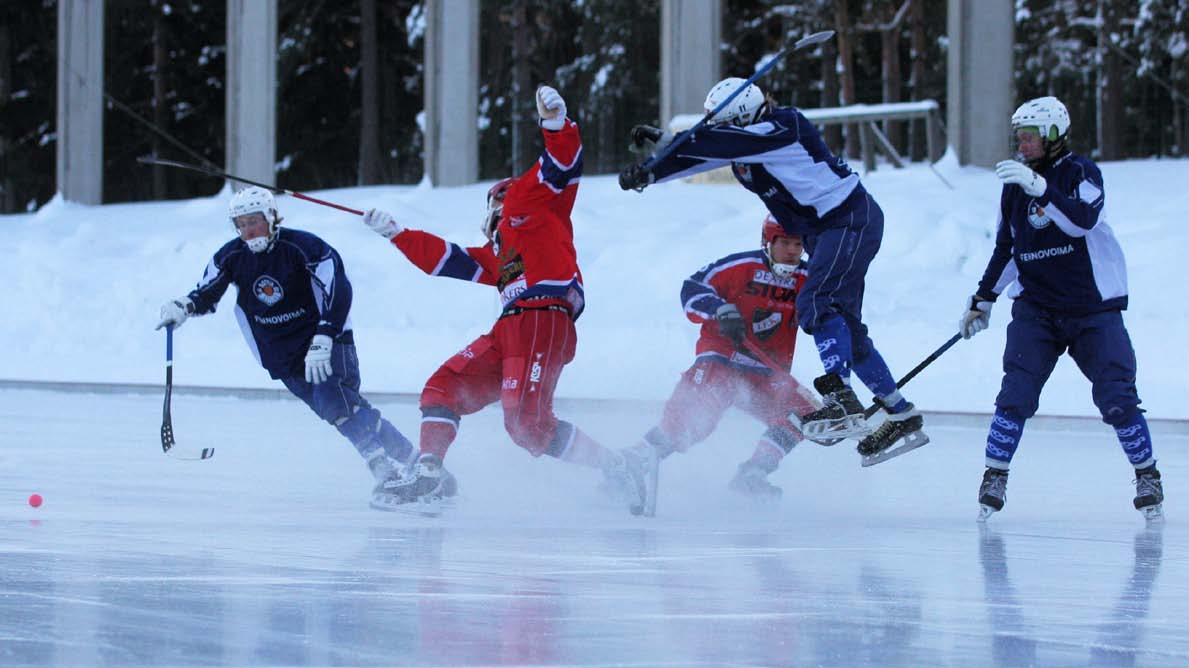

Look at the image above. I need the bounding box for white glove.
[536,85,566,131]
[959,295,994,339]
[155,297,194,331]
[304,334,334,384]
[363,208,403,239]
[995,160,1047,197]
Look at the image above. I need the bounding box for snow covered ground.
[2,155,1187,665]
[2,389,1187,666]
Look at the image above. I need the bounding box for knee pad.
[421,405,461,426]
[543,420,575,459]
[1101,404,1139,427]
[336,406,381,445]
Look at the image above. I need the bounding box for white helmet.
[228,186,279,253]
[1011,96,1070,142]
[704,77,768,127]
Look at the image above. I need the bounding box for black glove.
[630,124,664,148]
[715,303,746,348]
[619,162,655,192]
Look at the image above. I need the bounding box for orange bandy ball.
[28,494,43,508]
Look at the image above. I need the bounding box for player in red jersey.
[618,214,819,506]
[361,85,643,513]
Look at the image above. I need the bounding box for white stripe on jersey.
[1078,179,1103,205]
[1082,214,1129,302]
[729,139,860,218]
[311,253,336,315]
[1046,201,1092,238]
[234,304,263,366]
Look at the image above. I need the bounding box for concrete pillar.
[424,0,478,187]
[947,0,1014,167]
[226,0,277,188]
[661,0,722,125]
[56,0,104,205]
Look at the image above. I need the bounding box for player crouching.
[615,215,822,512]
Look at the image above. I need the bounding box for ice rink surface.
[2,387,1186,667]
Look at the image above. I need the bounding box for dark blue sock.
[1114,411,1154,468]
[813,316,853,379]
[852,346,903,407]
[985,409,1025,467]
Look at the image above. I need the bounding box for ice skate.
[371,453,458,515]
[976,467,1009,522]
[1133,464,1164,523]
[800,374,872,442]
[728,462,782,499]
[602,445,658,517]
[857,403,929,467]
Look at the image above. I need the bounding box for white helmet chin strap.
[769,262,797,279]
[245,236,272,253]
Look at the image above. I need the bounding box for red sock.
[419,418,457,460]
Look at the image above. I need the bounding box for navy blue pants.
[796,194,884,335]
[996,299,1141,425]
[280,342,412,465]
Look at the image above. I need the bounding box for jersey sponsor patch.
[732,163,753,184]
[252,275,284,306]
[1026,200,1053,229]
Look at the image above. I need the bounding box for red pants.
[420,308,576,457]
[658,359,808,452]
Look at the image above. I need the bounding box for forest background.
[0,0,1184,213]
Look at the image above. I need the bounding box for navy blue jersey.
[187,228,353,379]
[977,152,1128,315]
[651,107,868,236]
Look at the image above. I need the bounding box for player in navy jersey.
[620,78,927,465]
[961,96,1163,522]
[361,86,645,514]
[617,215,820,502]
[154,186,415,496]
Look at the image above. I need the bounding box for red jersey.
[681,250,807,372]
[391,119,585,319]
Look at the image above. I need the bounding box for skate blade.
[370,492,453,517]
[1141,504,1164,523]
[977,504,998,522]
[859,431,930,467]
[803,415,872,441]
[806,434,844,446]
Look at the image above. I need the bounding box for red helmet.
[482,177,516,240]
[761,213,802,278]
[761,213,797,246]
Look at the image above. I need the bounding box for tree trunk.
[820,9,842,153]
[834,0,858,160]
[908,0,926,161]
[510,0,534,175]
[152,5,168,199]
[880,15,903,155]
[358,0,382,184]
[1096,0,1123,160]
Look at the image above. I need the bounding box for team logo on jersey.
[751,308,783,341]
[732,163,753,184]
[1026,201,1053,229]
[253,275,284,306]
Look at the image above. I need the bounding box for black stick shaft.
[138,157,365,216]
[863,333,962,419]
